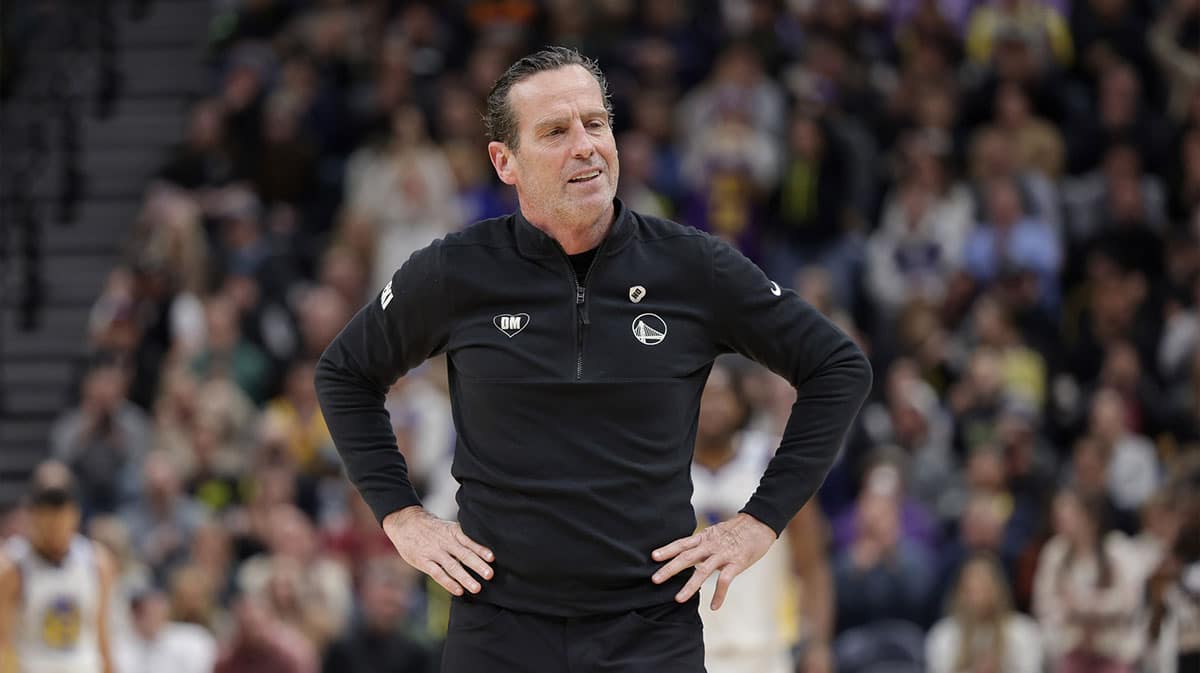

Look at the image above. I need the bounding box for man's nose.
[569,121,594,159]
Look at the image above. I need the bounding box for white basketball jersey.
[691,431,800,655]
[5,535,103,673]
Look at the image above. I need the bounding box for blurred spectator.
[251,93,318,209]
[763,113,860,308]
[1033,487,1153,673]
[678,41,785,143]
[833,459,938,632]
[968,294,1047,410]
[157,99,240,190]
[1063,144,1168,266]
[154,366,254,487]
[51,359,152,514]
[168,563,224,634]
[121,451,208,582]
[320,557,430,673]
[295,285,352,361]
[616,130,672,219]
[214,592,318,673]
[963,177,1062,313]
[1067,62,1171,174]
[926,553,1044,673]
[679,100,778,259]
[967,125,1064,241]
[859,361,957,519]
[320,490,393,584]
[236,504,352,646]
[991,81,1065,178]
[867,133,973,319]
[965,0,1073,69]
[1087,387,1161,515]
[116,586,218,673]
[261,361,334,475]
[344,103,462,293]
[191,294,273,405]
[1070,0,1157,96]
[1149,0,1200,121]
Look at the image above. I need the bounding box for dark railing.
[0,0,134,417]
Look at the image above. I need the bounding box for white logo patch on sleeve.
[381,281,394,309]
[769,281,781,297]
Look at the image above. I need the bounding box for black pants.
[441,595,706,673]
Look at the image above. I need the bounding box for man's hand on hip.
[650,512,776,610]
[382,506,495,596]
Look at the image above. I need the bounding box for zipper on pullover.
[557,242,603,381]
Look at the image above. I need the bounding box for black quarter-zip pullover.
[315,199,872,617]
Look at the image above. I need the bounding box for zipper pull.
[576,286,590,324]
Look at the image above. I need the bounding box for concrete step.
[0,417,56,446]
[84,113,186,150]
[0,388,69,416]
[122,0,212,47]
[120,47,210,97]
[1,360,75,392]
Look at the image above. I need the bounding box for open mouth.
[568,169,602,184]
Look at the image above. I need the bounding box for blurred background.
[1,0,1199,672]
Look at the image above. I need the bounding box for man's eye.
[588,120,606,129]
[547,128,563,136]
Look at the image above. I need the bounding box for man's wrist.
[382,505,426,530]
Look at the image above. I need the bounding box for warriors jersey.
[5,535,102,673]
[692,431,801,660]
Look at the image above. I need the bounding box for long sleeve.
[708,238,872,534]
[314,241,451,524]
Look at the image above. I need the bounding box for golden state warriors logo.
[40,596,81,649]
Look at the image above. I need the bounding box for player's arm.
[787,501,833,644]
[0,552,20,673]
[94,544,117,673]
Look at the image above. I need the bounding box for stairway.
[1,0,210,505]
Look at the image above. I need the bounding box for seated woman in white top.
[927,552,1044,673]
[1033,487,1153,673]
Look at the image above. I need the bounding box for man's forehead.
[510,66,605,119]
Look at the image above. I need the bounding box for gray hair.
[484,46,612,151]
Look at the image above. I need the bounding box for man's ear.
[488,141,518,186]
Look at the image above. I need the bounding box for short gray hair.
[484,46,612,151]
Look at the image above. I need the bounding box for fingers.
[710,565,738,610]
[652,547,706,584]
[455,528,496,563]
[437,555,483,594]
[674,560,717,603]
[424,561,466,597]
[652,534,700,562]
[450,544,494,582]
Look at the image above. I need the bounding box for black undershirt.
[569,247,599,285]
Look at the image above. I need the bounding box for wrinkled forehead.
[508,65,606,132]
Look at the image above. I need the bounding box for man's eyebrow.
[532,109,609,131]
[533,115,569,131]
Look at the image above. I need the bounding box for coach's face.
[490,65,619,232]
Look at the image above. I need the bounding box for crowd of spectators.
[4,0,1200,672]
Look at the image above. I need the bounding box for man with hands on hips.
[315,46,872,673]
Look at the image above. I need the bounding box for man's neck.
[523,203,615,254]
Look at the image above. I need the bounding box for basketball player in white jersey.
[0,462,116,673]
[692,359,834,673]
